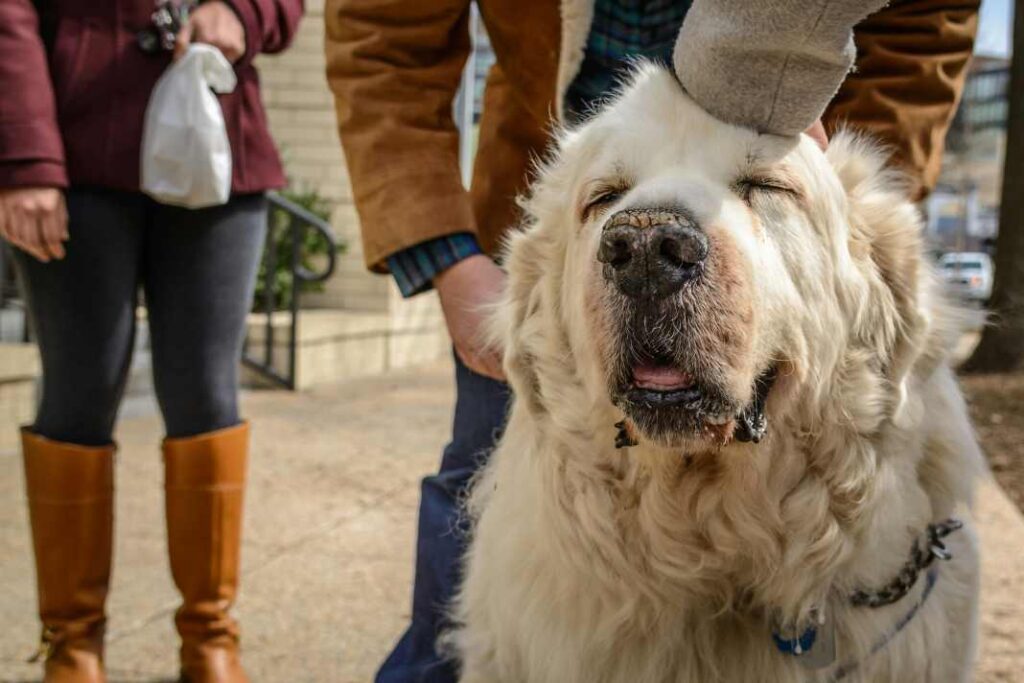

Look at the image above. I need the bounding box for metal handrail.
[242,191,338,390]
[268,191,338,284]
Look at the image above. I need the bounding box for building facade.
[927,55,1010,254]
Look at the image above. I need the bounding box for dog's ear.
[861,200,929,423]
[488,225,556,417]
[828,133,929,422]
[491,132,585,418]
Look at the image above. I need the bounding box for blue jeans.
[376,354,511,683]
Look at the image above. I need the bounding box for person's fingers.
[0,206,23,255]
[37,221,59,261]
[22,215,51,263]
[34,191,64,259]
[26,242,51,262]
[459,346,506,382]
[39,206,66,261]
[483,361,507,382]
[206,37,234,60]
[0,190,66,262]
[222,40,244,63]
[471,358,505,383]
[15,226,50,262]
[202,16,244,62]
[805,119,828,151]
[57,194,69,241]
[482,348,506,381]
[456,347,483,376]
[6,204,32,257]
[173,20,193,60]
[15,203,52,262]
[0,201,9,244]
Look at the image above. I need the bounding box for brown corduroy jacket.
[325,0,979,274]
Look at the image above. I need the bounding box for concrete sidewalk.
[2,361,1022,682]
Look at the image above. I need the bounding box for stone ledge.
[0,344,40,450]
[244,309,448,390]
[0,343,39,384]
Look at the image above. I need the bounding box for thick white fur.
[449,66,983,683]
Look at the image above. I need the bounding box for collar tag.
[796,614,836,670]
[773,610,837,670]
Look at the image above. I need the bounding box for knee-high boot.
[22,429,114,683]
[163,422,250,683]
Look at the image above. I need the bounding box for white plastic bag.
[141,44,237,209]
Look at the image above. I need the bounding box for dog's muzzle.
[598,208,708,298]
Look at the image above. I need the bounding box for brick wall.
[256,1,388,312]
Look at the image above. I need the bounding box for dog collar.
[772,518,962,676]
[773,567,938,677]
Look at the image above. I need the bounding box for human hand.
[805,119,828,151]
[0,188,68,262]
[434,254,507,382]
[174,1,246,63]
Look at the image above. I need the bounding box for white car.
[939,252,993,303]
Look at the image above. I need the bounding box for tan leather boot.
[164,423,250,683]
[22,429,114,683]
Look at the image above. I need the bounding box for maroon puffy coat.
[0,0,302,193]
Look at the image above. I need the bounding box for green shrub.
[253,187,345,312]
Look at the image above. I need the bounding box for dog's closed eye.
[734,175,800,204]
[581,182,630,223]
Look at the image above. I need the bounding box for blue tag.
[772,626,817,656]
[773,611,837,670]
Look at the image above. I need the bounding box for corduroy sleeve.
[324,0,476,273]
[825,0,980,199]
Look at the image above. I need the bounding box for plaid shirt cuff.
[387,233,483,298]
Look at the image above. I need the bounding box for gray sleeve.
[673,0,888,136]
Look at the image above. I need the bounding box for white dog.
[447,65,982,683]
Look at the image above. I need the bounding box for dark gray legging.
[12,188,267,445]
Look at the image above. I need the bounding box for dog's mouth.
[613,349,735,439]
[604,280,771,447]
[629,363,699,401]
[614,354,777,447]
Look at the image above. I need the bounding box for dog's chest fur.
[453,371,977,683]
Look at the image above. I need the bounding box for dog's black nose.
[598,213,708,298]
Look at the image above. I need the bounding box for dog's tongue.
[633,364,694,390]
